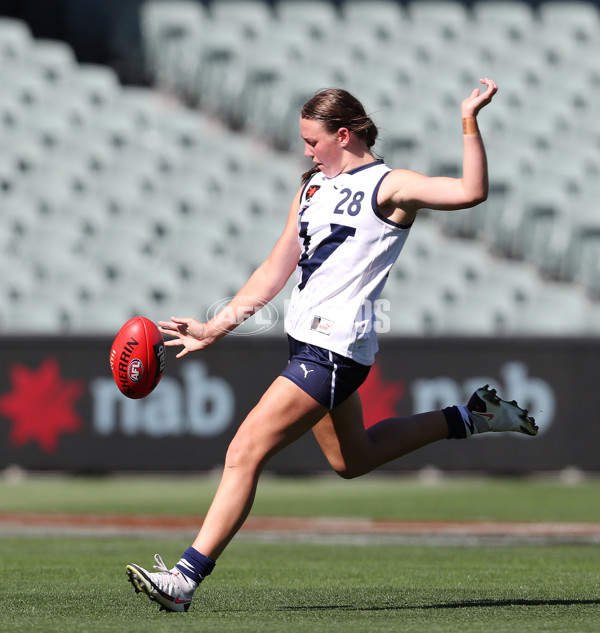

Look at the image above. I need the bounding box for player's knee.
[224,433,265,471]
[335,468,358,480]
[331,461,369,480]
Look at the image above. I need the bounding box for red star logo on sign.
[0,358,84,453]
[358,361,405,429]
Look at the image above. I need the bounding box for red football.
[110,316,165,399]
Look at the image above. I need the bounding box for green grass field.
[1,474,600,633]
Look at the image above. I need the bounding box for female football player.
[126,78,537,612]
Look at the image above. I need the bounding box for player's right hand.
[158,317,214,358]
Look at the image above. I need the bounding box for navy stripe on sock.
[443,405,467,439]
[176,547,216,584]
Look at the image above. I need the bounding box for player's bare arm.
[158,189,303,357]
[378,78,498,223]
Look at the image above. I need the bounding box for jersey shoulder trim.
[371,171,413,229]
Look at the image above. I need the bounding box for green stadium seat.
[275,0,339,40]
[26,39,77,84]
[67,63,121,108]
[210,0,274,39]
[471,1,536,41]
[406,0,471,39]
[340,0,407,41]
[0,17,33,60]
[538,0,600,43]
[140,0,207,95]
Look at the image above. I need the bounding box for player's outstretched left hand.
[461,78,498,118]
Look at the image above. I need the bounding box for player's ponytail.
[301,165,320,184]
[363,117,378,148]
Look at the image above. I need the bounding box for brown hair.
[300,88,378,183]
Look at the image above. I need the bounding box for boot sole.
[126,564,190,612]
[480,385,539,436]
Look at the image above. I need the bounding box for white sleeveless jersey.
[284,160,412,365]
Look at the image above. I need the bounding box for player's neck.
[341,151,377,174]
[345,139,377,170]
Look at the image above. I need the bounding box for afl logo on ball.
[128,359,144,383]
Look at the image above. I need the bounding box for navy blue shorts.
[280,336,371,409]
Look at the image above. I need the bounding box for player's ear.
[337,127,351,146]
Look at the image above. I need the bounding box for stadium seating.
[0,17,32,60]
[210,0,274,38]
[340,0,406,41]
[140,0,208,97]
[2,2,600,337]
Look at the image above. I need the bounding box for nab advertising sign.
[0,335,597,473]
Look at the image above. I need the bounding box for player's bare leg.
[313,385,537,478]
[312,391,449,478]
[192,377,327,559]
[127,377,326,611]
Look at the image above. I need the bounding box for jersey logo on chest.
[305,185,321,201]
